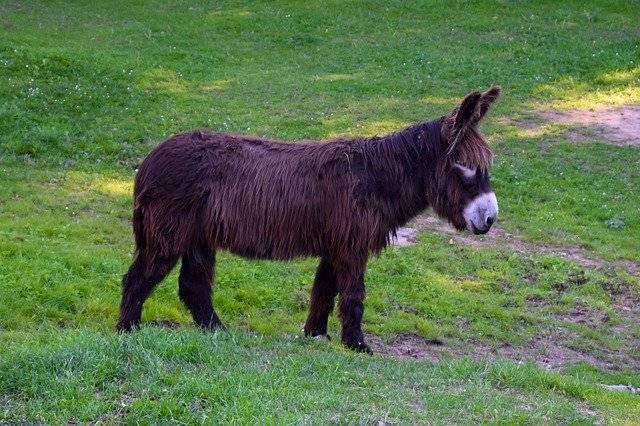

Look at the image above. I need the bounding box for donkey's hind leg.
[178,244,224,330]
[304,257,337,339]
[117,252,179,332]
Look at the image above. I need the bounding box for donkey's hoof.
[313,334,331,341]
[116,320,140,333]
[201,322,227,332]
[345,340,373,355]
[303,325,329,339]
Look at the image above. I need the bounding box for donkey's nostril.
[486,216,495,227]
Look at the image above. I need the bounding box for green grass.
[2,328,639,424]
[1,0,640,423]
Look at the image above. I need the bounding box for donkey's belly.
[222,241,322,261]
[212,221,325,260]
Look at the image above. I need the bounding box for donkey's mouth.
[469,222,489,235]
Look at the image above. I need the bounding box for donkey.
[117,86,501,353]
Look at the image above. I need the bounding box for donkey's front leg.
[335,260,372,354]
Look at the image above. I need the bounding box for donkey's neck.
[359,118,443,230]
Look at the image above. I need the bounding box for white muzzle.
[463,192,498,234]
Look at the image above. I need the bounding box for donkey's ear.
[454,91,482,130]
[474,85,501,123]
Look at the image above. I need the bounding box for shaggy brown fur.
[117,87,501,353]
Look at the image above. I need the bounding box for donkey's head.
[432,86,501,235]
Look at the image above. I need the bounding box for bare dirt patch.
[412,215,640,277]
[367,334,443,362]
[390,227,419,247]
[564,305,610,329]
[369,330,639,373]
[520,106,640,147]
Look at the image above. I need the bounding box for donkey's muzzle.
[464,192,498,235]
[470,221,492,235]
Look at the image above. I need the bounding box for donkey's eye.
[454,163,477,181]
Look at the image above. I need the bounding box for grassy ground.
[3,328,640,424]
[1,0,639,423]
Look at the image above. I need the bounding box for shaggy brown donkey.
[117,86,501,353]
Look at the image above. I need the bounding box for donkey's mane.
[359,116,493,174]
[357,119,442,177]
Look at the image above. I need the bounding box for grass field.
[1,0,640,423]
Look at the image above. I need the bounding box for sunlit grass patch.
[94,178,133,197]
[137,68,189,95]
